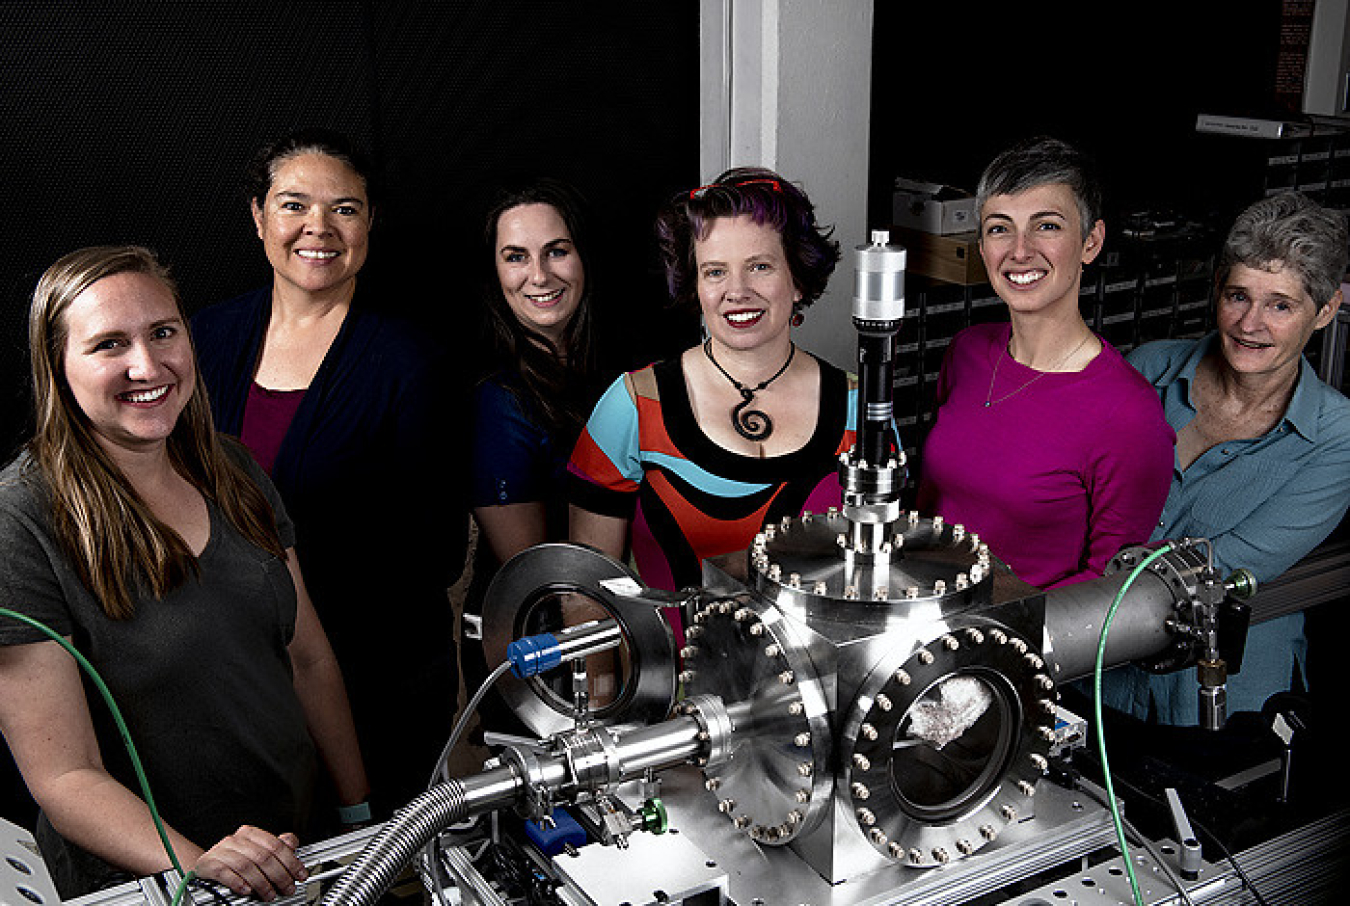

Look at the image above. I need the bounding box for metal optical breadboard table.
[2,817,60,906]
[649,766,1119,906]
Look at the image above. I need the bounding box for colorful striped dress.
[568,354,859,591]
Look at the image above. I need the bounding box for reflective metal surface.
[748,509,995,626]
[682,593,834,845]
[479,533,1227,889]
[655,766,1119,906]
[482,543,679,737]
[841,619,1054,867]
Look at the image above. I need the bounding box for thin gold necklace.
[984,332,1092,408]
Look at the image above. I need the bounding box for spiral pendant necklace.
[703,339,796,441]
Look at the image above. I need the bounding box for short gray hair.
[1217,192,1349,308]
[975,136,1102,241]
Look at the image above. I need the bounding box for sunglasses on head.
[688,177,783,200]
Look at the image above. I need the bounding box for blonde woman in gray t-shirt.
[0,246,368,899]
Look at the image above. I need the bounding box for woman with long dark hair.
[470,178,602,564]
[462,179,607,724]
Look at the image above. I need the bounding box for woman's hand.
[193,827,308,901]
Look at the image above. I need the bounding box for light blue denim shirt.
[1098,333,1350,724]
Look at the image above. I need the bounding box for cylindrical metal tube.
[553,618,624,662]
[319,766,519,906]
[1198,684,1226,732]
[850,231,906,484]
[459,762,528,813]
[1043,568,1180,682]
[852,230,907,326]
[611,714,706,777]
[507,618,623,678]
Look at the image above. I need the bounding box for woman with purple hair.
[567,167,864,595]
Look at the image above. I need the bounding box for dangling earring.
[790,305,805,328]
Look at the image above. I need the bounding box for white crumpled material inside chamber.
[905,675,992,750]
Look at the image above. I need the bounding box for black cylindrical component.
[855,330,897,467]
[850,230,906,471]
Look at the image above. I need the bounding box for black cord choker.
[703,339,796,441]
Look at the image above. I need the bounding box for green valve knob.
[1225,568,1258,600]
[638,797,668,834]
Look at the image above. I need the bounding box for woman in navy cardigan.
[192,128,466,817]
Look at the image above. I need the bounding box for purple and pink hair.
[656,166,841,311]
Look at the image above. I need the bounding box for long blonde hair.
[28,245,286,619]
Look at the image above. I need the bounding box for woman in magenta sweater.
[916,137,1172,589]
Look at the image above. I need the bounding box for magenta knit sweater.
[916,322,1173,589]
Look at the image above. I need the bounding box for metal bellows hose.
[319,781,470,906]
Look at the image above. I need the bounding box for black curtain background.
[0,0,700,828]
[0,2,702,459]
[868,1,1289,232]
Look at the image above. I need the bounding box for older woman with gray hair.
[1100,191,1350,725]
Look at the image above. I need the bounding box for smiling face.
[252,152,371,300]
[978,182,1103,318]
[695,214,801,352]
[494,202,585,346]
[61,271,195,458]
[1215,262,1341,382]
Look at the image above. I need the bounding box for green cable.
[170,871,198,906]
[0,607,187,879]
[1093,542,1176,906]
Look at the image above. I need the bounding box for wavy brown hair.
[482,178,600,442]
[27,245,286,619]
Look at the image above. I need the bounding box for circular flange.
[682,595,833,845]
[749,510,995,620]
[481,543,679,737]
[841,620,1056,867]
[1107,543,1209,599]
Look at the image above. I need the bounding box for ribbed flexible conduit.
[318,781,472,906]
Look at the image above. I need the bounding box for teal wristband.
[337,801,372,824]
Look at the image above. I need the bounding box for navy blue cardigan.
[192,286,467,811]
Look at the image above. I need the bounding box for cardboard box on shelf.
[892,177,978,235]
[892,227,987,285]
